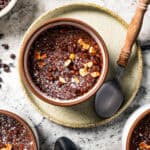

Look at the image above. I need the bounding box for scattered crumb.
[2,44,9,50]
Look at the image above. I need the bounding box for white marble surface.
[0,0,150,150]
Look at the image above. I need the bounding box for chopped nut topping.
[84,62,93,68]
[78,39,97,53]
[82,43,90,50]
[72,77,80,84]
[139,142,150,150]
[0,144,12,150]
[37,61,46,68]
[78,38,82,44]
[64,59,71,67]
[79,68,88,77]
[90,72,100,78]
[78,39,90,50]
[59,77,66,83]
[89,47,96,54]
[40,53,47,59]
[35,51,41,60]
[35,52,47,60]
[69,53,76,60]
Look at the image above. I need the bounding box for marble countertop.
[0,0,150,150]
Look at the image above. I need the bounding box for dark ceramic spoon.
[95,0,149,118]
[54,137,77,150]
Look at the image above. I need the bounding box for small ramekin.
[122,104,150,150]
[0,109,39,149]
[19,18,109,106]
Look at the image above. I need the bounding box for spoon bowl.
[54,137,77,150]
[95,80,124,118]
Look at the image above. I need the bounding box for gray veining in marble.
[0,0,150,150]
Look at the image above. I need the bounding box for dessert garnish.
[139,142,150,150]
[0,144,12,150]
[29,25,102,100]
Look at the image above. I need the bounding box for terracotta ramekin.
[0,110,39,150]
[122,104,150,150]
[19,18,109,106]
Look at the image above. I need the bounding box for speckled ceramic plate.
[19,3,142,128]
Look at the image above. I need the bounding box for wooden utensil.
[95,0,149,118]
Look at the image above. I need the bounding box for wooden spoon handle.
[117,0,149,67]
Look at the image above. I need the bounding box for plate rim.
[19,2,143,128]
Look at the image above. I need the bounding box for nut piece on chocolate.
[89,46,96,54]
[72,77,80,84]
[64,59,71,67]
[79,68,88,77]
[78,39,90,50]
[84,62,93,68]
[59,77,66,83]
[0,144,12,150]
[139,142,150,150]
[69,53,76,60]
[35,51,47,60]
[91,72,100,78]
